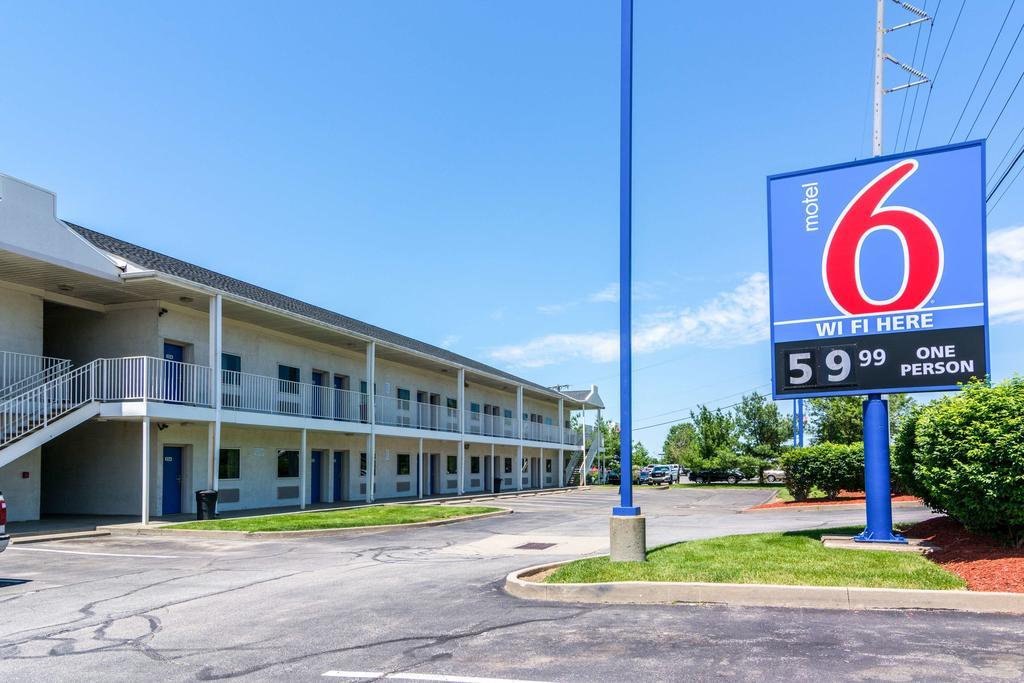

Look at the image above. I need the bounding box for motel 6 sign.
[767,141,989,399]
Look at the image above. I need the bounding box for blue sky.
[1,1,1022,454]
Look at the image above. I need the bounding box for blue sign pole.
[614,0,639,518]
[855,394,906,543]
[792,401,798,448]
[797,398,804,447]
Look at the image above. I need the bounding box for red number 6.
[822,160,943,315]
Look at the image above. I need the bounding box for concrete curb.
[105,508,512,540]
[12,530,112,544]
[743,500,927,513]
[504,561,1024,614]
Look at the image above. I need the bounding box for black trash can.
[195,489,218,520]
[493,477,502,494]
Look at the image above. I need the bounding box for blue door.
[333,452,343,501]
[311,371,325,417]
[163,342,184,402]
[310,450,322,503]
[162,446,183,515]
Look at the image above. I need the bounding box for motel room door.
[310,450,323,504]
[162,446,183,515]
[333,451,346,501]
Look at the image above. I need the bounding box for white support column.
[539,447,544,489]
[558,398,564,448]
[516,444,523,491]
[597,408,604,481]
[141,416,151,524]
[490,443,495,492]
[580,405,587,486]
[558,449,564,487]
[367,341,376,504]
[299,428,308,510]
[457,368,465,496]
[209,294,223,496]
[516,385,524,440]
[417,437,424,499]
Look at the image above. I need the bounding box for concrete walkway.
[7,486,580,539]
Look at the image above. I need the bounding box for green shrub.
[893,378,1024,547]
[780,443,863,501]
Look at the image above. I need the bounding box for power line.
[915,0,966,149]
[987,141,1024,201]
[985,65,1024,139]
[633,383,772,432]
[894,3,928,151]
[988,120,1024,183]
[967,18,1024,139]
[901,0,941,151]
[988,155,1024,212]
[949,0,1017,143]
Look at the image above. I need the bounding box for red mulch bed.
[903,516,1024,594]
[750,490,920,510]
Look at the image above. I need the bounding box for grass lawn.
[546,526,965,590]
[167,504,501,532]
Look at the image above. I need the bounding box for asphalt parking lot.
[1,486,1021,682]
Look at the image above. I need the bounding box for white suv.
[0,491,9,553]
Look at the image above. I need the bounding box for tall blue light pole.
[610,0,646,562]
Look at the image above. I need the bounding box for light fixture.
[179,296,194,303]
[57,284,74,292]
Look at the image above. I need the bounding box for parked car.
[605,470,621,485]
[667,464,681,483]
[649,465,674,485]
[763,469,786,483]
[636,469,652,485]
[688,468,745,485]
[0,492,9,554]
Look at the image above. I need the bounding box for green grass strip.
[547,526,965,590]
[166,504,501,532]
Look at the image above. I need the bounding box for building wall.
[0,447,41,521]
[41,420,158,516]
[0,285,43,355]
[44,301,160,364]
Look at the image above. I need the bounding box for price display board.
[767,142,989,399]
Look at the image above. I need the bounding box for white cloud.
[537,302,576,316]
[439,335,460,349]
[588,283,620,303]
[490,273,769,368]
[989,225,1024,322]
[586,281,661,304]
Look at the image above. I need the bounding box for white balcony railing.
[0,352,587,447]
[376,395,460,432]
[463,409,519,439]
[0,351,72,400]
[221,370,367,422]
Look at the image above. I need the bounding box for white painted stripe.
[9,547,179,559]
[322,672,385,680]
[322,671,553,683]
[773,302,984,326]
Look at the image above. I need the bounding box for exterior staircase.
[0,359,101,469]
[564,428,601,486]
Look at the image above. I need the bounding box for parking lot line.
[9,547,180,559]
[322,671,553,683]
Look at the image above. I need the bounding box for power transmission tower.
[874,0,934,156]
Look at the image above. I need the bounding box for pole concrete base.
[610,515,646,562]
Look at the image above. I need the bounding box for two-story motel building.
[0,173,603,522]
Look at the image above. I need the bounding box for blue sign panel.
[767,141,989,398]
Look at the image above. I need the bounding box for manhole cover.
[515,542,556,550]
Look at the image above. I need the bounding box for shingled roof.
[67,222,569,397]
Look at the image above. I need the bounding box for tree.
[662,422,698,467]
[734,392,791,482]
[631,441,652,467]
[807,395,913,444]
